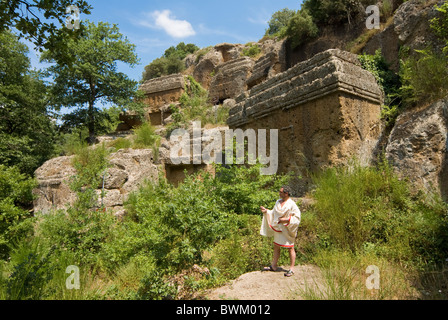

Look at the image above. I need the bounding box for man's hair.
[282,186,292,196]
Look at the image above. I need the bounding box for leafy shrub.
[0,165,36,260]
[265,8,297,36]
[132,122,161,159]
[141,42,198,81]
[399,1,448,106]
[38,143,115,266]
[141,56,184,81]
[125,171,233,271]
[279,9,319,49]
[209,214,285,279]
[121,161,286,274]
[241,43,262,58]
[163,42,199,60]
[70,143,110,211]
[309,159,448,267]
[136,269,177,300]
[358,49,402,127]
[108,137,132,151]
[213,162,289,215]
[165,76,229,135]
[5,239,55,300]
[399,48,448,106]
[38,208,116,267]
[302,0,377,26]
[430,1,448,52]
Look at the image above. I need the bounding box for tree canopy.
[0,0,91,50]
[265,8,296,36]
[41,20,144,144]
[141,42,199,82]
[0,30,57,175]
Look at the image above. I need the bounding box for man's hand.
[260,206,267,214]
[278,217,289,224]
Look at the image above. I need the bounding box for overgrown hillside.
[1,0,448,301]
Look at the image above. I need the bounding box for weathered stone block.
[208,57,255,103]
[227,49,384,195]
[386,98,448,199]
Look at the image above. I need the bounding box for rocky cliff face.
[386,99,448,197]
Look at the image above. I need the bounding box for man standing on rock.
[260,186,301,277]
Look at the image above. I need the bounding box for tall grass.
[296,158,448,300]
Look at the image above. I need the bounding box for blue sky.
[26,0,304,83]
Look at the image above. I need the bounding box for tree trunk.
[87,79,96,145]
[87,100,96,145]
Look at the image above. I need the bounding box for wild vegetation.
[0,0,448,300]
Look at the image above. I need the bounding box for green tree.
[0,0,92,65]
[41,20,144,144]
[265,8,296,36]
[0,165,36,260]
[0,31,57,175]
[279,9,319,49]
[302,0,376,26]
[141,42,198,82]
[163,42,198,60]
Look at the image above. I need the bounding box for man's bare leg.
[271,244,281,271]
[288,247,296,272]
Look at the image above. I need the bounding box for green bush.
[120,162,286,274]
[124,171,233,271]
[265,8,297,36]
[108,137,132,151]
[309,159,448,267]
[399,1,448,106]
[136,269,177,300]
[241,43,262,58]
[209,214,286,279]
[37,143,115,266]
[4,239,55,300]
[399,48,448,106]
[213,162,289,215]
[0,165,36,260]
[141,42,198,81]
[279,9,319,49]
[165,76,230,134]
[132,122,161,149]
[302,0,377,25]
[38,208,116,267]
[358,49,402,127]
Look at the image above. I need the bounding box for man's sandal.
[263,265,277,272]
[284,270,294,277]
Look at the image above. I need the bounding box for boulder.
[214,43,244,62]
[208,57,255,103]
[33,156,78,214]
[33,148,161,214]
[386,98,448,198]
[192,49,223,89]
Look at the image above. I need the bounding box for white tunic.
[260,198,301,247]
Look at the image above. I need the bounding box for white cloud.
[142,10,195,38]
[247,16,268,25]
